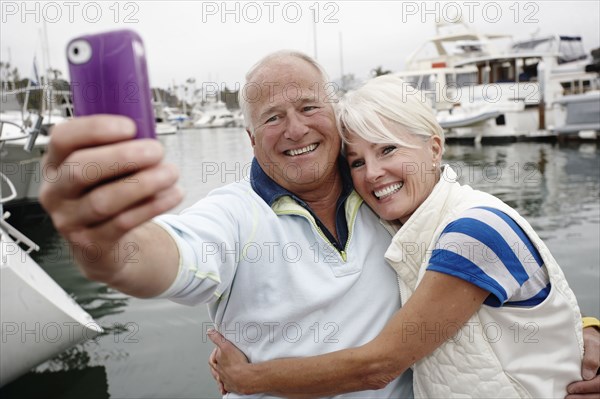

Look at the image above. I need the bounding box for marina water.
[2,127,599,398]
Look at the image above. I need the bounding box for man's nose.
[284,112,309,141]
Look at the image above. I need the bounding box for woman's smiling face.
[345,127,442,224]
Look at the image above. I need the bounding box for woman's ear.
[430,135,443,164]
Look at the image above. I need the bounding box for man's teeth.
[286,144,318,156]
[374,183,403,199]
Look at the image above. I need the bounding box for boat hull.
[553,91,600,139]
[1,137,48,205]
[0,233,103,386]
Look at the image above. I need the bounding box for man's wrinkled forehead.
[243,79,322,106]
[246,58,326,102]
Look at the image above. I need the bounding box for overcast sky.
[2,1,599,92]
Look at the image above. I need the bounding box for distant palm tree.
[1,61,10,85]
[11,67,20,82]
[0,62,20,90]
[371,66,392,77]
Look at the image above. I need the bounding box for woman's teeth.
[374,183,403,199]
[286,144,318,156]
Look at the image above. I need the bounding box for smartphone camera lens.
[67,40,92,65]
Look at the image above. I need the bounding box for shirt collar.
[249,157,354,207]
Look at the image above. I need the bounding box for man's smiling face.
[246,56,341,196]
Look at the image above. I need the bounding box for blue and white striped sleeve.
[426,206,550,307]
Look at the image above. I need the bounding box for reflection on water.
[444,142,600,224]
[41,345,97,373]
[444,141,600,317]
[1,129,598,399]
[1,366,109,399]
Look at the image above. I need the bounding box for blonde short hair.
[336,74,444,152]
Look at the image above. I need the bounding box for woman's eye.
[382,145,397,155]
[350,159,364,168]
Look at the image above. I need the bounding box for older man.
[41,51,599,398]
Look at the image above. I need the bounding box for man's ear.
[246,129,255,146]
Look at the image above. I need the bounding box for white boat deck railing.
[0,211,40,253]
[0,116,44,152]
[0,119,30,142]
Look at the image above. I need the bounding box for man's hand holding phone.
[39,31,183,297]
[40,116,182,282]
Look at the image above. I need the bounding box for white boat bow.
[0,211,103,387]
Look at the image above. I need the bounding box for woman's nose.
[365,160,384,182]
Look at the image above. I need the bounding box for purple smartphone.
[67,30,156,139]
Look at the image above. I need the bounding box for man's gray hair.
[238,50,330,132]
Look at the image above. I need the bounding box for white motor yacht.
[551,50,600,140]
[153,102,179,135]
[193,101,236,129]
[437,35,596,142]
[163,107,190,127]
[394,20,509,113]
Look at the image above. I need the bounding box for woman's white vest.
[384,166,583,398]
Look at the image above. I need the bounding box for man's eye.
[303,106,318,112]
[265,115,279,123]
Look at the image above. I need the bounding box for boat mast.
[312,9,318,60]
[339,31,344,81]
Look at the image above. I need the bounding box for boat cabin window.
[455,71,478,87]
[477,58,541,84]
[512,36,587,65]
[558,37,587,64]
[402,75,436,92]
[477,62,514,84]
[519,62,539,82]
[561,79,594,95]
[477,65,489,84]
[492,61,515,83]
[403,76,420,88]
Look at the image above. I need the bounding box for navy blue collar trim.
[250,157,353,250]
